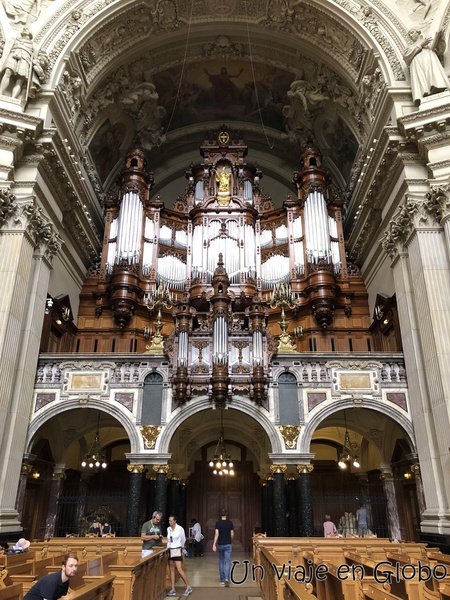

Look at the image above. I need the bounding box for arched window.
[277,371,299,425]
[141,372,163,425]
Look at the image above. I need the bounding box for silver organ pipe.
[304,190,331,263]
[213,316,228,364]
[177,331,188,367]
[244,180,253,203]
[329,216,341,273]
[175,229,187,249]
[157,255,186,289]
[275,224,288,245]
[244,224,256,275]
[260,255,290,288]
[253,330,263,366]
[292,216,304,274]
[159,224,172,245]
[142,217,154,275]
[192,225,203,277]
[195,180,204,204]
[116,191,143,264]
[106,218,118,273]
[260,229,272,249]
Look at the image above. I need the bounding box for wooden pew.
[0,583,22,600]
[62,575,115,600]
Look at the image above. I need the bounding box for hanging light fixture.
[338,412,360,469]
[208,410,235,476]
[81,413,107,469]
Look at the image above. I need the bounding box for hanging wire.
[243,0,275,149]
[163,0,195,138]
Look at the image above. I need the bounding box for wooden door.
[186,460,260,552]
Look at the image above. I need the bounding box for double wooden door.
[186,460,261,552]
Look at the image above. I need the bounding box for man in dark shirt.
[212,508,234,587]
[141,510,163,557]
[23,552,78,600]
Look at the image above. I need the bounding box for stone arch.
[26,399,142,455]
[300,397,416,455]
[156,395,283,456]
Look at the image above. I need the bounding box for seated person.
[88,521,101,536]
[102,522,112,536]
[8,538,30,553]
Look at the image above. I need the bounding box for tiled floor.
[166,551,262,598]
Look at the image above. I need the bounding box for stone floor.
[165,551,262,598]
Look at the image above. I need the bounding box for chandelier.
[209,410,235,476]
[338,412,360,469]
[81,413,107,469]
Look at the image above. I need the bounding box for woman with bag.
[167,515,193,597]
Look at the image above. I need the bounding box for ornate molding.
[380,194,441,261]
[278,425,301,449]
[127,463,146,474]
[270,464,287,474]
[297,464,314,474]
[140,425,162,449]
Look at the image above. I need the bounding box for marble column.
[411,463,426,520]
[179,481,187,530]
[266,476,274,536]
[260,478,269,535]
[15,456,35,520]
[271,465,287,536]
[380,467,401,541]
[382,198,450,536]
[75,474,89,533]
[167,476,180,519]
[297,464,314,536]
[153,465,169,526]
[44,464,66,539]
[287,474,299,536]
[0,196,62,535]
[126,464,146,536]
[145,472,156,520]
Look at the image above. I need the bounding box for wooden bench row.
[0,542,169,600]
[253,536,450,600]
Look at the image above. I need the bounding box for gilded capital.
[270,464,287,474]
[127,464,146,474]
[410,463,420,475]
[21,464,33,476]
[153,464,171,475]
[297,464,314,474]
[140,425,162,449]
[279,425,301,449]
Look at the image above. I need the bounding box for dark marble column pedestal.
[153,466,169,526]
[44,465,66,538]
[380,467,401,540]
[126,464,145,536]
[297,464,314,536]
[271,465,287,536]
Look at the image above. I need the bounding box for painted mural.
[153,60,292,131]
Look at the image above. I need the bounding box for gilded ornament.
[279,425,301,449]
[140,425,162,449]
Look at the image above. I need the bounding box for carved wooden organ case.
[76,128,371,408]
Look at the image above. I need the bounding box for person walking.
[190,518,204,556]
[323,515,337,538]
[141,510,163,557]
[22,553,78,600]
[356,503,368,537]
[167,514,193,597]
[212,508,234,587]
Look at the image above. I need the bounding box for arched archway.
[21,407,134,540]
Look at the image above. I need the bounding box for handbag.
[169,547,182,558]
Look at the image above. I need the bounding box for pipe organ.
[77,128,371,406]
